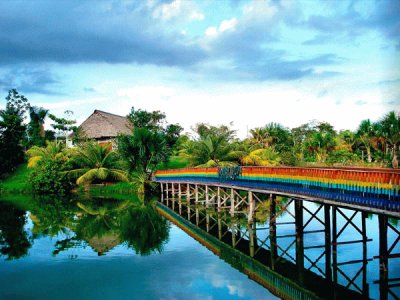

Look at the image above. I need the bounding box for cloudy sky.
[0,0,399,137]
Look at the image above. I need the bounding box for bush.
[29,159,73,195]
[326,149,360,165]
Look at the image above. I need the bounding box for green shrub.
[29,159,73,195]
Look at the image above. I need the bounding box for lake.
[0,195,276,300]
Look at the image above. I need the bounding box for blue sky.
[0,0,399,137]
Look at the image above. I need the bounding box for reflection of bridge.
[155,167,400,299]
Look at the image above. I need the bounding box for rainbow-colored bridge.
[155,166,400,216]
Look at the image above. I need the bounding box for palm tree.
[67,142,129,185]
[356,119,376,163]
[240,148,281,166]
[379,111,400,168]
[26,141,66,168]
[249,127,271,147]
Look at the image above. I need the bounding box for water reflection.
[0,201,32,260]
[161,195,400,300]
[0,195,169,259]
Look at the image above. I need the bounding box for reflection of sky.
[254,201,400,299]
[1,221,276,300]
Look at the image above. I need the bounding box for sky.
[0,0,399,138]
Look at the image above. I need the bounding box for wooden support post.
[217,187,221,212]
[195,205,199,226]
[206,185,209,208]
[362,211,369,298]
[187,184,190,204]
[195,184,199,204]
[249,216,256,257]
[270,193,277,270]
[332,206,338,288]
[231,221,236,248]
[295,199,304,284]
[172,183,175,197]
[379,214,388,300]
[206,214,210,232]
[178,183,181,199]
[230,188,235,216]
[218,213,222,240]
[324,204,332,283]
[248,191,255,224]
[166,183,169,200]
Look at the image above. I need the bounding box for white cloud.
[152,0,204,22]
[204,18,237,38]
[219,18,238,33]
[205,26,218,37]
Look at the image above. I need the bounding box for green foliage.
[0,89,29,175]
[241,148,282,166]
[26,141,66,168]
[118,107,182,179]
[378,111,400,168]
[120,203,169,256]
[118,127,169,174]
[48,110,77,145]
[157,156,190,170]
[68,142,129,185]
[179,123,236,166]
[0,201,32,260]
[29,159,73,195]
[26,106,48,147]
[326,149,360,165]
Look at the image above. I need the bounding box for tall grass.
[0,164,33,194]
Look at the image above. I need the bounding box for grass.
[158,156,190,170]
[0,164,33,194]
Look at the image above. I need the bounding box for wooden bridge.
[154,166,400,217]
[154,166,400,300]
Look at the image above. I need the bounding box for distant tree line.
[178,114,400,169]
[1,88,399,196]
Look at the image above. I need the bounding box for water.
[0,195,276,300]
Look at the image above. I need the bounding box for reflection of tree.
[255,196,289,225]
[0,201,32,260]
[30,196,76,238]
[5,195,171,258]
[73,199,131,255]
[120,203,170,256]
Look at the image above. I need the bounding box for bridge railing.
[154,166,400,212]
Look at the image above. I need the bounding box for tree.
[304,121,337,163]
[118,107,182,177]
[241,148,281,166]
[48,110,77,145]
[118,127,169,173]
[67,142,129,185]
[127,107,166,130]
[26,141,66,168]
[378,111,400,168]
[179,123,236,166]
[0,89,29,174]
[356,119,376,163]
[27,142,72,195]
[26,106,48,147]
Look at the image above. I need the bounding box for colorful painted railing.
[154,166,400,213]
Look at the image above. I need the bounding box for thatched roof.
[87,232,121,256]
[79,110,132,139]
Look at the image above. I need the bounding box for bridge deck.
[155,166,400,217]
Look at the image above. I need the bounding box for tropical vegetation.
[0,88,399,196]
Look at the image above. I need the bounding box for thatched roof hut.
[78,110,132,142]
